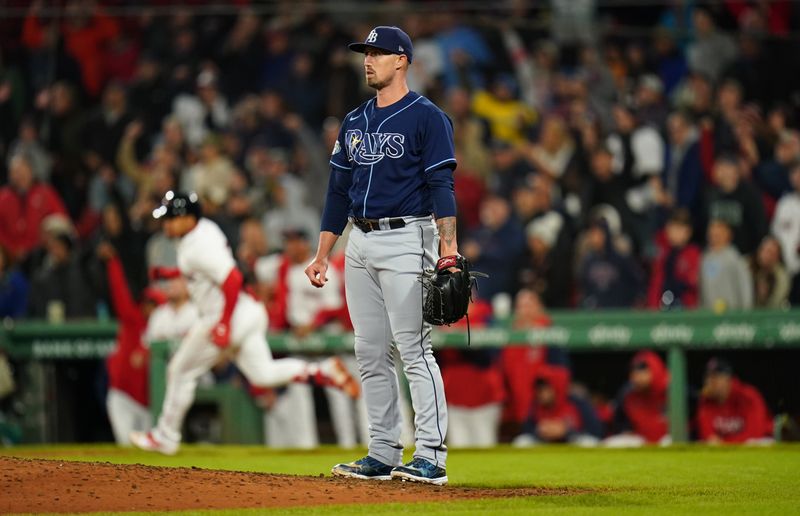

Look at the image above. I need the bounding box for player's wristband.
[437,255,460,270]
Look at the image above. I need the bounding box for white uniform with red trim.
[148,218,310,448]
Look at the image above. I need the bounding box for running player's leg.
[373,222,448,468]
[346,230,404,467]
[153,319,220,446]
[233,301,309,386]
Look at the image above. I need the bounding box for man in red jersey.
[697,358,773,444]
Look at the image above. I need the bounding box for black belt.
[352,217,406,233]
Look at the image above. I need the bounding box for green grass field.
[3,444,800,515]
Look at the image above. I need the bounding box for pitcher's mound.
[1,456,573,513]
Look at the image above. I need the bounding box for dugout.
[1,309,799,444]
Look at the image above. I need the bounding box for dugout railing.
[2,309,800,443]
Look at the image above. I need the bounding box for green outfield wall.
[3,309,799,443]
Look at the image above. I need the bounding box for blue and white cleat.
[390,458,448,485]
[331,456,394,480]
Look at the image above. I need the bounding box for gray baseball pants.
[344,217,448,468]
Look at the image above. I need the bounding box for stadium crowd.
[0,0,795,445]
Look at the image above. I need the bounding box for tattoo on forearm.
[437,217,457,251]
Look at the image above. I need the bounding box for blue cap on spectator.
[349,26,413,63]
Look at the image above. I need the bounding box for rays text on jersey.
[346,129,406,165]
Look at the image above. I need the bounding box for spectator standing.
[706,157,767,256]
[750,236,790,308]
[662,111,704,218]
[687,8,737,82]
[96,202,148,300]
[606,351,670,446]
[701,219,753,311]
[462,195,526,302]
[605,103,665,248]
[577,218,644,309]
[754,130,800,201]
[771,165,800,303]
[697,358,773,444]
[216,10,264,102]
[470,74,537,147]
[82,81,132,166]
[648,209,701,310]
[520,212,573,308]
[525,115,576,183]
[182,134,236,208]
[583,146,632,234]
[0,154,68,262]
[23,0,120,98]
[171,70,231,149]
[7,117,53,183]
[446,87,491,179]
[28,232,96,320]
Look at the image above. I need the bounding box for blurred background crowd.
[1,0,800,446]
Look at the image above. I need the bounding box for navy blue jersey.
[322,91,456,233]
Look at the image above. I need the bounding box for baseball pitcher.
[306,26,477,485]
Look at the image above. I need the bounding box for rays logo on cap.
[366,30,378,43]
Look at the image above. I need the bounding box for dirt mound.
[1,456,571,513]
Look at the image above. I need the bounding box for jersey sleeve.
[321,121,354,234]
[423,109,457,218]
[329,121,352,172]
[422,109,457,173]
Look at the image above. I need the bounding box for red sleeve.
[218,267,242,325]
[106,256,145,327]
[22,14,45,49]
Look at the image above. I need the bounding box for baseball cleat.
[129,430,179,456]
[391,458,448,485]
[331,455,394,480]
[319,357,361,399]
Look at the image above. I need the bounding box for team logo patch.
[346,129,405,165]
[332,140,341,155]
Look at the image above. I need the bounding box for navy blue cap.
[706,357,734,376]
[349,26,413,63]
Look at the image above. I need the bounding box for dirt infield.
[1,456,572,513]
